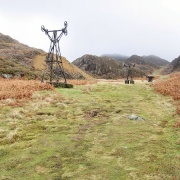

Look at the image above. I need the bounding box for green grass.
[0,57,41,79]
[0,83,179,179]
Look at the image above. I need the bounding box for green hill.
[0,33,93,80]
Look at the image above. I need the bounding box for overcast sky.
[0,0,180,62]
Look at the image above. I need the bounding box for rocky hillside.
[125,55,154,74]
[0,33,92,80]
[0,33,43,79]
[142,55,169,68]
[125,55,169,75]
[101,54,169,68]
[73,55,123,79]
[72,54,146,79]
[73,54,170,79]
[162,56,180,74]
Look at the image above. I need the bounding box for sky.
[0,0,180,62]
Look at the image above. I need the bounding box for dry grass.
[0,79,54,107]
[153,72,180,114]
[33,54,93,80]
[67,79,97,85]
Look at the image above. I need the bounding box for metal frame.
[123,63,135,83]
[41,21,68,84]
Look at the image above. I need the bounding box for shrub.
[153,72,180,114]
[67,79,97,85]
[0,80,54,107]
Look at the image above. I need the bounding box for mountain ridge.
[72,54,147,79]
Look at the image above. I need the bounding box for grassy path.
[0,83,179,179]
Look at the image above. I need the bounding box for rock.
[72,54,124,79]
[128,114,143,120]
[2,73,13,79]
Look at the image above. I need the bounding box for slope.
[125,55,169,75]
[33,54,93,80]
[162,55,180,74]
[0,33,92,80]
[142,55,169,68]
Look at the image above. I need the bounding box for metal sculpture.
[41,21,68,85]
[123,63,135,84]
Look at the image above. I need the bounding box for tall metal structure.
[41,21,68,85]
[123,63,135,84]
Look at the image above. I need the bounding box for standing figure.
[123,63,135,84]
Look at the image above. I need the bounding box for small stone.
[128,114,143,120]
[128,114,138,120]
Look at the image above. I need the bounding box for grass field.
[0,80,179,179]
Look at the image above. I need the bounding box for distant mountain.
[124,55,169,75]
[73,54,123,79]
[125,55,154,74]
[162,56,180,74]
[142,55,169,68]
[0,33,92,80]
[101,54,129,61]
[126,55,147,65]
[72,54,146,79]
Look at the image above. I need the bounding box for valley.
[0,32,179,180]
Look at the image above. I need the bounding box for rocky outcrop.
[73,54,147,79]
[125,55,169,74]
[73,54,123,79]
[162,56,180,74]
[125,55,154,74]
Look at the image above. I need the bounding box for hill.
[0,33,43,79]
[33,54,93,80]
[72,54,146,79]
[125,55,169,75]
[125,55,154,74]
[73,54,123,79]
[0,33,92,80]
[162,55,180,74]
[142,55,169,68]
[73,54,169,79]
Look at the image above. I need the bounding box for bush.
[153,72,180,114]
[0,80,54,107]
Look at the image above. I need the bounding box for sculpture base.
[125,80,134,84]
[130,80,134,84]
[47,82,73,88]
